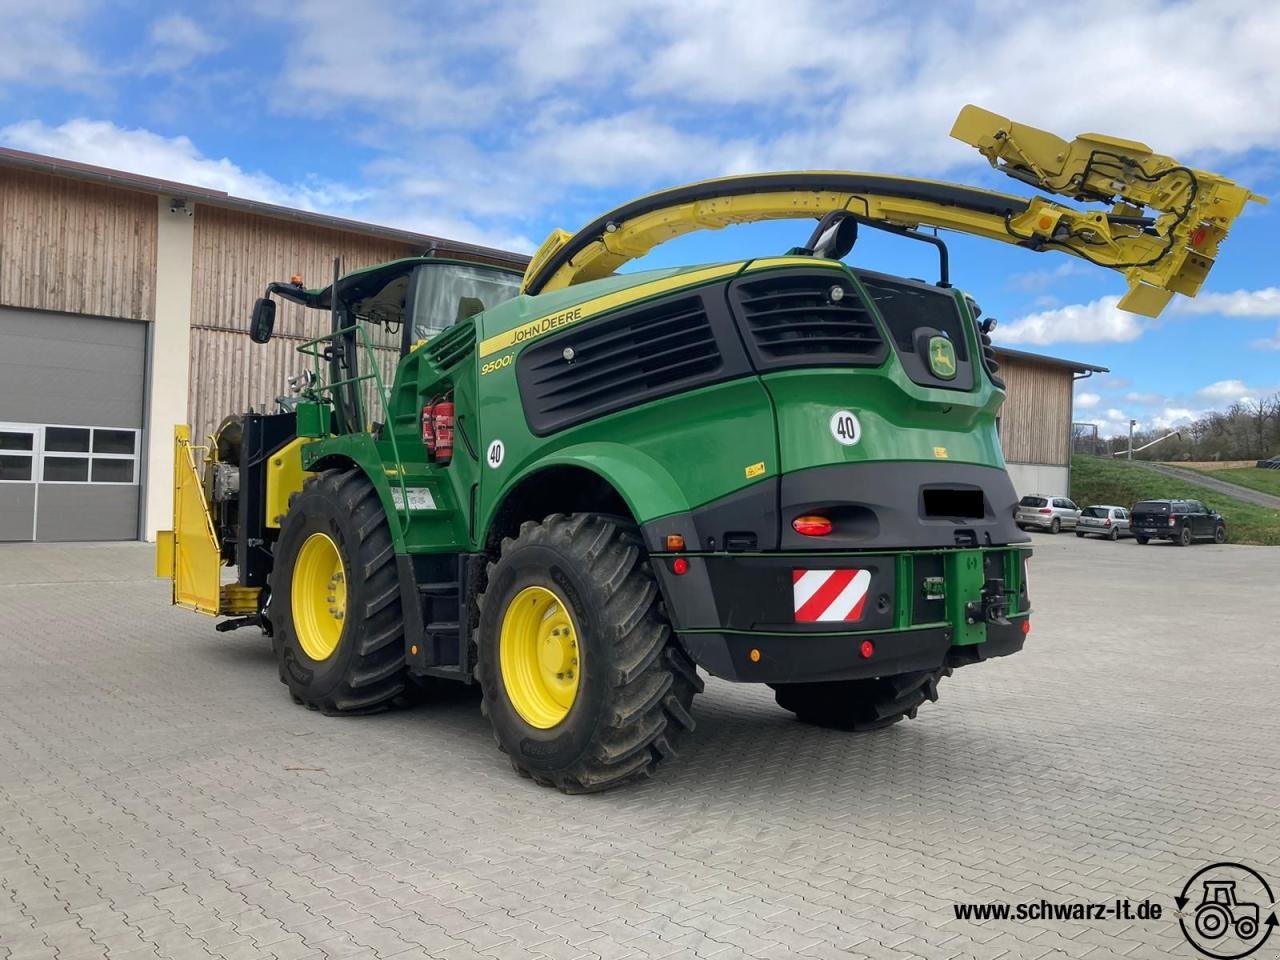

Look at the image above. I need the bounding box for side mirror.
[249,297,276,343]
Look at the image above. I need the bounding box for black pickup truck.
[1131,499,1227,546]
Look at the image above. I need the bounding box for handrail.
[297,323,411,529]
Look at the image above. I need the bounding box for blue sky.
[2,0,1277,438]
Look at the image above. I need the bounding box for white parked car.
[1076,504,1131,541]
[1015,495,1080,534]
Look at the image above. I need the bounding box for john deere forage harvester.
[158,106,1262,791]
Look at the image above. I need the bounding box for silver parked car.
[1015,494,1080,534]
[1076,504,1130,541]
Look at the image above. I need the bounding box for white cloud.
[1197,379,1255,402]
[143,14,223,74]
[0,118,364,210]
[1174,287,1280,317]
[1151,408,1200,430]
[1252,327,1280,351]
[0,0,96,90]
[997,296,1145,346]
[1075,391,1100,409]
[1006,261,1088,293]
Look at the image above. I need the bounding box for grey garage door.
[0,308,146,541]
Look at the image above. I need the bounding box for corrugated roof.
[0,145,529,269]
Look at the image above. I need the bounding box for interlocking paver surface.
[1,536,1277,960]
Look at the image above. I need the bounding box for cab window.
[410,265,522,343]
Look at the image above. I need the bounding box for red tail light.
[792,515,833,537]
[859,640,875,659]
[1104,518,1112,527]
[1168,516,1176,527]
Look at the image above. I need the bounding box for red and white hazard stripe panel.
[792,569,872,623]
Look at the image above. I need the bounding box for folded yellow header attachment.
[522,105,1265,318]
[951,105,1266,316]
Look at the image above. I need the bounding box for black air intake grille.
[730,272,888,368]
[517,293,729,435]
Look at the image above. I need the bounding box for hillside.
[1069,456,1280,546]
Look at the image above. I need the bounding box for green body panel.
[944,549,987,645]
[288,255,1030,650]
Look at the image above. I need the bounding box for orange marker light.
[792,515,833,537]
[666,533,685,551]
[290,274,304,285]
[749,648,761,663]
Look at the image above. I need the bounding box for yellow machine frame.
[522,105,1264,317]
[155,426,260,617]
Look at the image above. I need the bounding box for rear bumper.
[1016,514,1056,528]
[646,546,1031,683]
[679,619,1026,684]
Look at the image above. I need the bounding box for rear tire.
[1109,527,1119,541]
[771,667,949,731]
[1050,518,1060,534]
[1178,526,1192,547]
[269,469,407,714]
[475,513,701,793]
[1075,531,1085,539]
[1135,536,1149,545]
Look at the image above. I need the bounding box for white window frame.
[0,422,140,486]
[0,422,40,484]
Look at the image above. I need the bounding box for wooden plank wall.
[188,206,415,443]
[0,170,157,321]
[998,356,1073,466]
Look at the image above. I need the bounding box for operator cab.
[336,259,523,355]
[252,257,523,356]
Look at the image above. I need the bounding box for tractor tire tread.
[271,469,406,716]
[475,512,698,793]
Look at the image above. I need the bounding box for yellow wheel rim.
[499,585,581,729]
[291,532,347,662]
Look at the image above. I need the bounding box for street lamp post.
[1128,419,1137,460]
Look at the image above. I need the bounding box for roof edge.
[0,146,529,269]
[993,345,1109,374]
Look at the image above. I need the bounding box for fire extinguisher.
[421,396,455,464]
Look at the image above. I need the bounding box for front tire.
[772,668,949,731]
[475,513,701,793]
[1214,525,1227,544]
[269,469,407,714]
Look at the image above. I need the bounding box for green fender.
[301,433,411,551]
[482,441,695,542]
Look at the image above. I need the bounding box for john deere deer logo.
[928,335,957,379]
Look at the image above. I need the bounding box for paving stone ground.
[1,535,1278,960]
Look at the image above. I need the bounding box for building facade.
[0,149,1101,542]
[994,347,1107,498]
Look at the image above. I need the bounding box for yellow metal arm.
[522,105,1264,317]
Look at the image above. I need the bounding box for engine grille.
[517,293,729,435]
[730,272,888,368]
